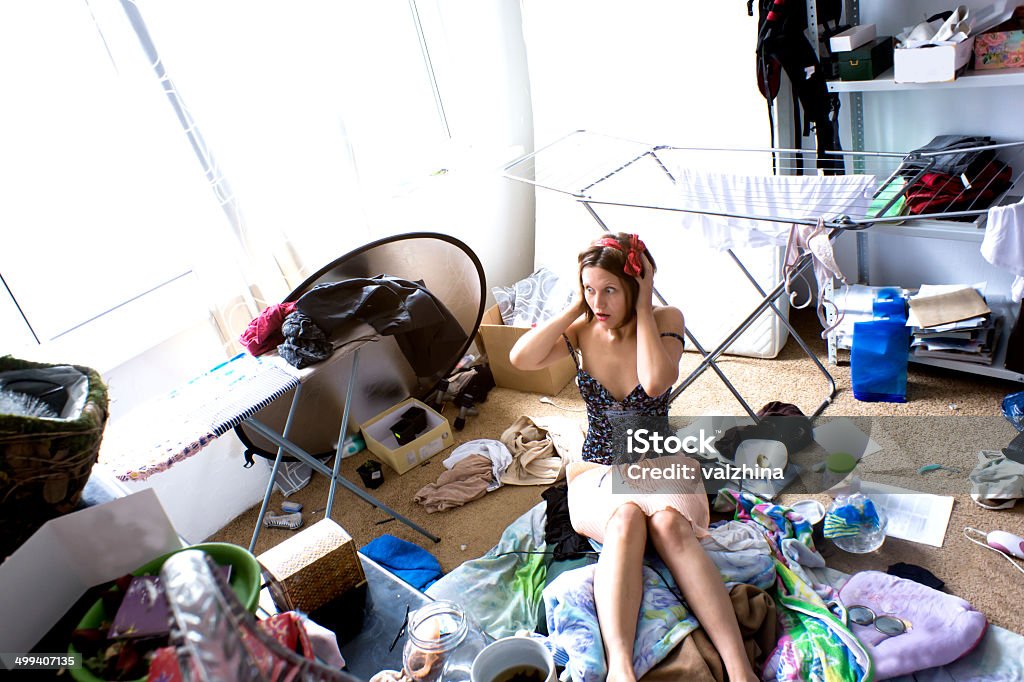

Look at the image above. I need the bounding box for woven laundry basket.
[258,519,366,614]
[0,356,109,559]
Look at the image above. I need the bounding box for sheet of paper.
[812,418,881,461]
[0,489,181,652]
[859,481,955,547]
[914,283,987,299]
[908,287,990,328]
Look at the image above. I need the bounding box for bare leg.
[594,503,647,682]
[647,510,759,682]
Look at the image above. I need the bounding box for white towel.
[671,169,877,251]
[983,200,1024,303]
[443,438,513,491]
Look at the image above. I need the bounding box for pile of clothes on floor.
[426,488,1007,682]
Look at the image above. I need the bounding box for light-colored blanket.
[425,502,550,638]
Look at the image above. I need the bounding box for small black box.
[390,418,418,445]
[399,406,428,434]
[837,36,894,81]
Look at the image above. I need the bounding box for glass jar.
[827,492,887,553]
[402,601,490,682]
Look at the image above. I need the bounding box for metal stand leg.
[326,348,360,518]
[725,249,837,417]
[669,252,828,407]
[249,384,304,552]
[244,418,441,544]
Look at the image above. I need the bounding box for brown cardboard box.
[476,304,576,395]
[360,398,453,475]
[258,519,366,614]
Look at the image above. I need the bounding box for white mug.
[470,635,556,682]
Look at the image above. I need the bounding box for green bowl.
[68,542,262,682]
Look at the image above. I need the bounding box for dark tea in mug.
[492,664,546,682]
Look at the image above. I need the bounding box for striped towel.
[823,498,880,539]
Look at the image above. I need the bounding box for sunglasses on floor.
[847,605,910,636]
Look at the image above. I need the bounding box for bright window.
[0,1,451,372]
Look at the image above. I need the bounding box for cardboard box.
[258,519,365,614]
[361,397,453,474]
[894,37,975,83]
[476,304,576,395]
[830,23,877,53]
[974,30,1024,70]
[837,36,894,81]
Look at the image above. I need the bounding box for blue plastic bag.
[851,320,910,403]
[1003,391,1024,433]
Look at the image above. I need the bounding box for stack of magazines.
[907,285,1000,365]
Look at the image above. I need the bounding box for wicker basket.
[257,519,366,614]
[0,355,109,558]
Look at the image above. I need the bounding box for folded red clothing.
[906,163,1011,215]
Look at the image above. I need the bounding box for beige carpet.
[210,307,1024,633]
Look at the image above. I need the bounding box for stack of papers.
[907,284,1001,365]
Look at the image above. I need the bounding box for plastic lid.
[826,451,857,474]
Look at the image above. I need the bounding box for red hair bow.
[595,234,646,276]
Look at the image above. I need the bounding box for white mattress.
[649,227,791,359]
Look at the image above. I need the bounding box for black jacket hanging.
[749,0,844,175]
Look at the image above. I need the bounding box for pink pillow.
[839,570,987,679]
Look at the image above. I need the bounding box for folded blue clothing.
[361,534,443,590]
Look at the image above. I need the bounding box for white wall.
[371,0,536,300]
[520,2,772,279]
[517,3,799,357]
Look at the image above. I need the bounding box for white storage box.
[894,38,975,83]
[830,24,877,52]
[360,398,453,475]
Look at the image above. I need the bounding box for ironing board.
[99,323,440,551]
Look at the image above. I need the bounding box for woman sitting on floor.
[510,233,758,682]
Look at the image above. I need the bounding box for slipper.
[264,511,304,530]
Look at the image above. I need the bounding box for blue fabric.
[360,534,443,590]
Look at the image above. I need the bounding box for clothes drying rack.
[503,130,1024,418]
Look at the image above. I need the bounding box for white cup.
[470,636,556,682]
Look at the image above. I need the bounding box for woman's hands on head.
[634,254,655,313]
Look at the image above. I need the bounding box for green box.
[837,36,894,81]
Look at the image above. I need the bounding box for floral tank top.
[562,333,684,464]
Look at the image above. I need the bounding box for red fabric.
[148,612,314,682]
[239,302,297,356]
[904,163,1012,215]
[593,234,648,277]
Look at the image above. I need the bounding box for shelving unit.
[827,66,1024,92]
[810,0,1024,382]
